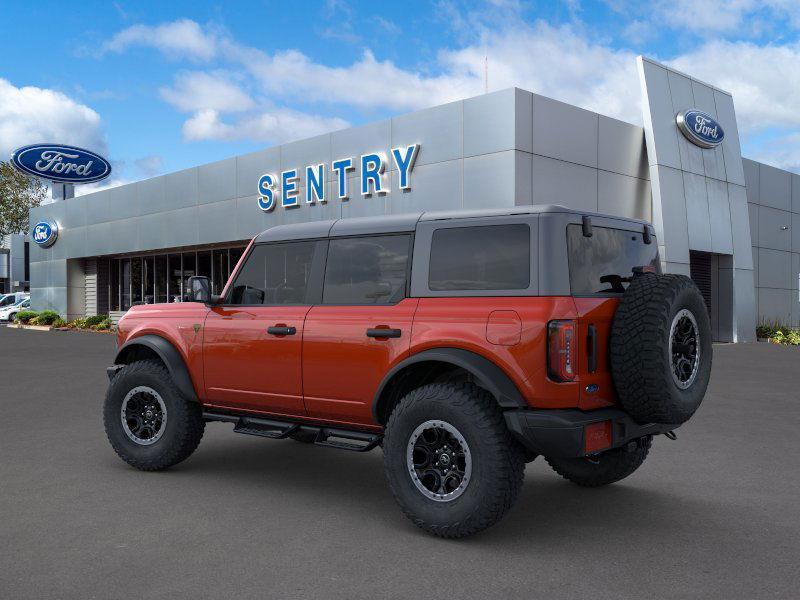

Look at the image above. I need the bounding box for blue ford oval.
[31,221,58,247]
[11,144,111,184]
[676,110,725,149]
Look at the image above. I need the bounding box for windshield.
[567,224,660,295]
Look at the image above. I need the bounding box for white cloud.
[182,108,348,143]
[160,71,254,113]
[134,155,163,177]
[0,78,106,159]
[668,40,800,132]
[102,19,220,61]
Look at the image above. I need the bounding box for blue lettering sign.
[306,164,326,204]
[257,173,277,211]
[676,109,725,149]
[332,158,354,200]
[361,153,386,196]
[11,144,112,184]
[31,220,58,247]
[392,144,419,190]
[281,169,299,208]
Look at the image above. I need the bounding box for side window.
[323,235,410,304]
[428,224,530,291]
[228,241,316,305]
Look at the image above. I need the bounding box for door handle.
[267,325,297,336]
[366,327,402,339]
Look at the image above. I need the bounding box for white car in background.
[0,297,30,322]
[0,292,28,308]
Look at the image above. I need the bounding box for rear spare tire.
[610,273,712,425]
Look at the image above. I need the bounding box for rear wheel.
[546,436,652,487]
[103,359,205,471]
[383,381,525,538]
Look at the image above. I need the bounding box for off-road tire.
[546,436,652,487]
[103,359,205,471]
[610,273,712,425]
[383,381,525,538]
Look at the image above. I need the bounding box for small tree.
[0,160,47,238]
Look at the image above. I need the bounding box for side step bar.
[203,411,382,452]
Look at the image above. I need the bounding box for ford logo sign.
[31,220,58,247]
[11,144,111,184]
[676,110,725,149]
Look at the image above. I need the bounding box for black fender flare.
[372,348,527,421]
[114,334,199,402]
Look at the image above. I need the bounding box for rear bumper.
[504,407,677,458]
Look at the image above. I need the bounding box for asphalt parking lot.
[1,326,799,599]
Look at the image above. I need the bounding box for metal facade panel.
[742,158,760,204]
[650,165,690,264]
[462,89,517,157]
[690,80,726,182]
[597,170,651,221]
[597,116,649,180]
[162,167,199,211]
[387,159,463,214]
[280,134,332,176]
[198,157,237,205]
[793,174,800,213]
[532,94,598,168]
[759,163,792,211]
[637,58,681,169]
[198,199,238,244]
[758,206,791,251]
[757,248,791,289]
[391,101,463,167]
[531,154,598,212]
[514,88,533,154]
[758,287,791,323]
[713,90,746,186]
[683,171,712,252]
[748,202,759,246]
[728,184,753,269]
[331,119,391,178]
[667,70,704,176]
[236,147,280,197]
[137,175,168,216]
[463,151,518,210]
[707,178,734,254]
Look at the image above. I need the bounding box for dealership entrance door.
[690,251,734,342]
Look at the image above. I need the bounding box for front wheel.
[383,381,525,538]
[545,436,652,487]
[103,359,205,471]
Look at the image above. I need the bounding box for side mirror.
[187,276,212,303]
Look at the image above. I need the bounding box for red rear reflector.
[547,320,576,382]
[584,421,613,454]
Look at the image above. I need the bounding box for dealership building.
[23,56,800,341]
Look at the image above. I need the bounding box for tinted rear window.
[429,224,530,291]
[567,224,660,295]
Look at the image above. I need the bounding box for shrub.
[84,314,109,327]
[91,318,113,331]
[31,310,61,326]
[52,317,66,328]
[757,320,800,346]
[14,310,39,324]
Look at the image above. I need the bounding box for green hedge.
[30,310,61,325]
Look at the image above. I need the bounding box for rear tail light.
[547,320,576,382]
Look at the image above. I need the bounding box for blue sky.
[1,0,799,193]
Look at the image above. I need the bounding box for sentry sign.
[257,144,419,212]
[676,110,725,149]
[11,144,112,184]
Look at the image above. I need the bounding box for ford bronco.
[104,206,712,538]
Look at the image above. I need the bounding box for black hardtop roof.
[254,204,651,243]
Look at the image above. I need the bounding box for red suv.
[104,206,712,538]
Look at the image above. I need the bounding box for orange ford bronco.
[104,206,711,538]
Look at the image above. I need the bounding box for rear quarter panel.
[411,297,581,409]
